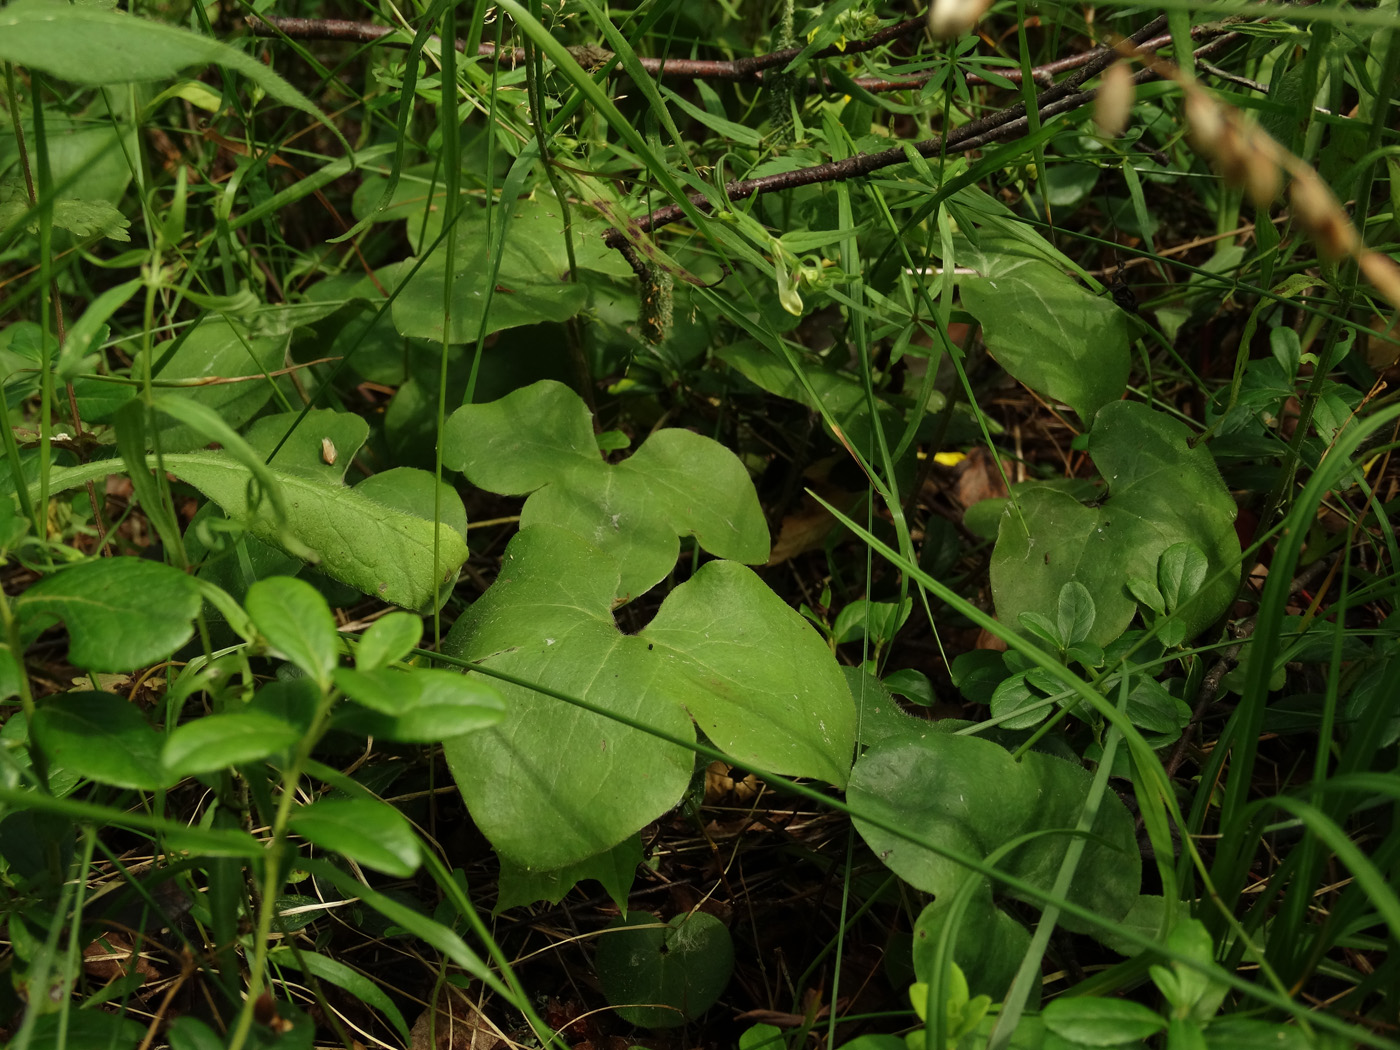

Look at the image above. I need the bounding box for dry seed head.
[1290,167,1361,261]
[1183,86,1226,158]
[1095,62,1134,138]
[1238,127,1283,208]
[927,0,994,39]
[1359,251,1400,312]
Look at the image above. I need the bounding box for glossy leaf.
[443,525,854,869]
[991,401,1240,648]
[335,667,505,742]
[289,797,421,877]
[354,611,423,670]
[31,692,169,791]
[443,381,768,601]
[163,709,303,777]
[16,559,200,671]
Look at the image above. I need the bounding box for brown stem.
[599,17,1236,250]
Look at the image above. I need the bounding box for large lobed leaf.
[444,380,769,602]
[990,400,1241,647]
[442,525,854,869]
[849,731,1140,928]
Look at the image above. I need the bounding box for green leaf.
[289,798,421,877]
[246,577,339,688]
[163,709,304,777]
[31,692,170,791]
[913,891,1029,1001]
[959,249,1130,424]
[1042,996,1166,1045]
[165,1017,225,1050]
[496,833,641,914]
[355,611,423,671]
[848,733,1139,925]
[1158,541,1209,612]
[26,1009,145,1050]
[15,559,201,671]
[991,401,1240,648]
[443,381,768,601]
[1057,581,1096,647]
[443,525,854,869]
[140,317,291,452]
[72,451,468,611]
[243,408,370,485]
[595,912,734,1028]
[334,667,505,742]
[388,196,629,343]
[275,950,412,1044]
[0,0,347,152]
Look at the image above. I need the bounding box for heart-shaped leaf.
[848,731,1139,929]
[958,243,1130,424]
[990,400,1240,647]
[443,381,768,601]
[388,197,630,343]
[442,525,854,869]
[595,912,734,1028]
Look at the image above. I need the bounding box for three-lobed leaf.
[991,401,1240,648]
[443,380,769,602]
[442,524,854,869]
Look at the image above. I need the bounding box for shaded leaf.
[16,559,200,671]
[289,798,421,877]
[991,401,1240,648]
[32,692,169,791]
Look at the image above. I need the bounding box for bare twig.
[600,19,1256,251]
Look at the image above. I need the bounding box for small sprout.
[1095,62,1135,138]
[321,438,337,465]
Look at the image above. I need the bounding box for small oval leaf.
[164,710,303,777]
[246,577,339,687]
[289,798,421,877]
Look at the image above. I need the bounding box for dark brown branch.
[245,13,928,81]
[599,17,1239,250]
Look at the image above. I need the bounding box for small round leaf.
[596,911,734,1028]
